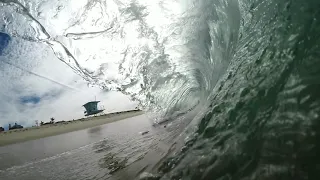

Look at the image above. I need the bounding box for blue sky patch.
[0,32,11,55]
[20,95,41,104]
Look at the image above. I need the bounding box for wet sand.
[0,110,143,147]
[0,114,160,180]
[0,109,199,180]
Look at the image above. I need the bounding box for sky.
[0,33,138,130]
[0,0,186,130]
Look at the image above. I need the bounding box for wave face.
[1,0,320,179]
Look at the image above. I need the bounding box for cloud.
[0,36,137,129]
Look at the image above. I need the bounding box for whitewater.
[1,0,320,179]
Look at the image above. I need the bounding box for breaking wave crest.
[0,0,239,118]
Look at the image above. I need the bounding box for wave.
[1,0,320,179]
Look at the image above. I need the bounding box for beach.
[0,114,165,180]
[0,110,143,147]
[0,111,194,180]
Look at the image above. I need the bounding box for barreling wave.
[0,0,238,120]
[1,0,320,179]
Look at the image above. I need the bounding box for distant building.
[0,127,4,132]
[83,101,104,116]
[9,123,23,130]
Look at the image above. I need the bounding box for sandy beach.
[0,110,143,147]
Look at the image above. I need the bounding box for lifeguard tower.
[83,101,104,116]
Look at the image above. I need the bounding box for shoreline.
[0,110,143,147]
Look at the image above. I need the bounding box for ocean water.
[1,0,320,179]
